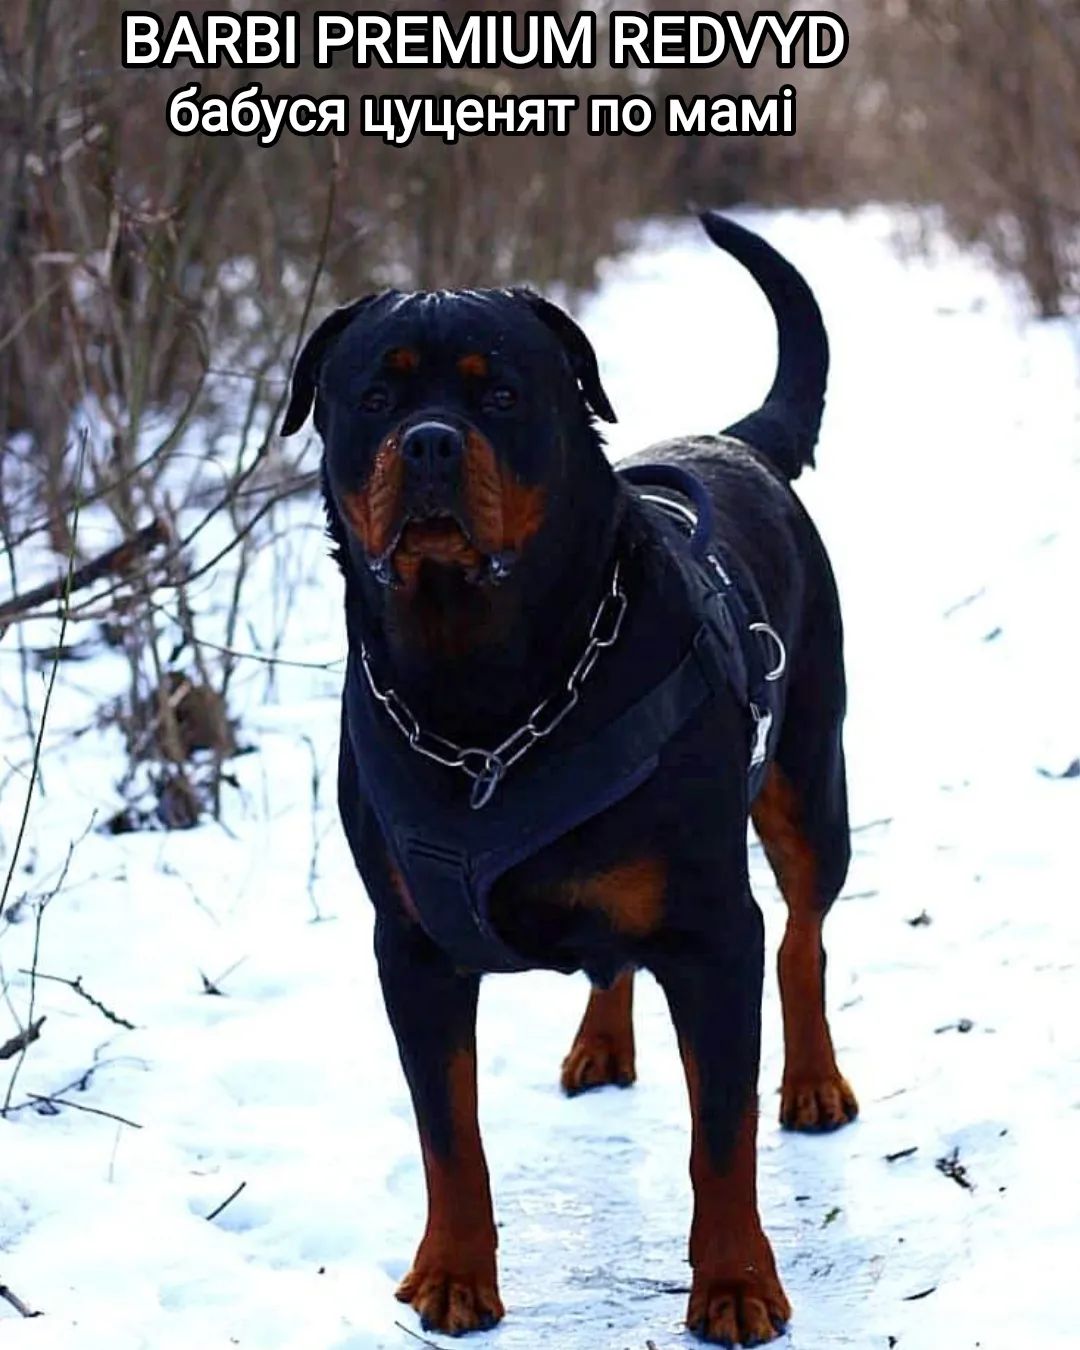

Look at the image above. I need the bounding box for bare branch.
[0,516,168,628]
[0,1283,41,1319]
[26,1092,142,1129]
[394,1321,445,1349]
[0,433,85,925]
[16,971,135,1029]
[0,1016,45,1061]
[204,1180,247,1222]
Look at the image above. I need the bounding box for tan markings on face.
[393,520,485,592]
[385,346,420,374]
[560,856,666,937]
[456,352,489,380]
[340,433,404,558]
[462,429,546,556]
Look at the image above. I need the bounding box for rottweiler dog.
[282,213,857,1347]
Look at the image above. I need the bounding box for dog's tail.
[701,211,828,481]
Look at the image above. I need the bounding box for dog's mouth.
[370,512,516,588]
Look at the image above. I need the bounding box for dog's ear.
[281,295,382,436]
[512,288,617,424]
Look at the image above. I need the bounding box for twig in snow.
[17,971,135,1029]
[160,863,220,927]
[2,897,47,1114]
[3,814,97,1114]
[0,1282,41,1318]
[0,432,85,925]
[902,1285,938,1301]
[205,1181,247,1222]
[2,1050,135,1118]
[199,956,247,996]
[107,1121,124,1183]
[0,1016,45,1061]
[885,1146,919,1163]
[943,587,985,618]
[876,1087,908,1102]
[300,733,324,921]
[394,1320,445,1348]
[26,1093,142,1129]
[850,815,894,835]
[935,1148,974,1191]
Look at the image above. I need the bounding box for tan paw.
[780,1073,859,1132]
[560,1033,636,1096]
[686,1267,791,1346]
[396,1262,504,1336]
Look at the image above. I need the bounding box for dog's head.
[282,288,616,596]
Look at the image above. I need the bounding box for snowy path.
[2,210,1078,1349]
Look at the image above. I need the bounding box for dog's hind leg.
[752,744,859,1132]
[560,970,636,1095]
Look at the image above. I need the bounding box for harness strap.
[619,462,716,560]
[347,461,786,974]
[619,461,783,781]
[387,623,727,971]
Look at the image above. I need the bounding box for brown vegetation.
[847,0,1080,318]
[1,0,1075,826]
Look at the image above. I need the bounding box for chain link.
[359,561,627,809]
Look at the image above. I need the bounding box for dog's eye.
[485,386,517,413]
[359,386,391,414]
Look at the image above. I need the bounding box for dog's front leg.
[651,902,790,1347]
[375,911,504,1335]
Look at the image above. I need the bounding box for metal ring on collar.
[749,622,787,682]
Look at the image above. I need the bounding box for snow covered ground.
[2,208,1078,1350]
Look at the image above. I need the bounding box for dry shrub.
[2,0,1074,828]
[793,0,1080,316]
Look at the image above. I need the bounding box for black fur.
[281,294,384,436]
[703,211,830,479]
[283,213,851,1342]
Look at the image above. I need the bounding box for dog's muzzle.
[364,414,516,588]
[399,419,465,517]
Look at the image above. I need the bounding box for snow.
[2,207,1079,1349]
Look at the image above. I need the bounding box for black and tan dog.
[282,214,857,1347]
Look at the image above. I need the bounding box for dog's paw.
[396,1262,504,1336]
[686,1267,791,1346]
[560,1033,636,1096]
[780,1073,859,1132]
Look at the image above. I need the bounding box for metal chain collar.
[359,561,628,810]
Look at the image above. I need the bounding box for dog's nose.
[400,421,464,502]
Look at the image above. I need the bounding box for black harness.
[343,463,784,973]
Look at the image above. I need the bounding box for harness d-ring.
[750,622,787,682]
